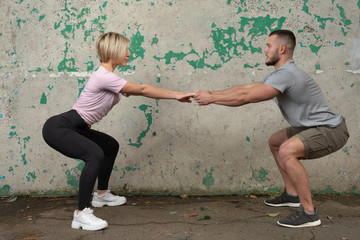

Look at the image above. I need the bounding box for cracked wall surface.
[0,0,359,196]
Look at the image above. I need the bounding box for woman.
[42,32,193,231]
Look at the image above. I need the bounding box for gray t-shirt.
[261,60,342,127]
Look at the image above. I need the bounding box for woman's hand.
[176,92,195,103]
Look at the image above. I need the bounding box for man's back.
[262,60,342,127]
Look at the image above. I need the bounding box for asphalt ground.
[0,194,359,240]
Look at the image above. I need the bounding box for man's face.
[264,35,280,66]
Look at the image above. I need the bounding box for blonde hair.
[95,32,130,63]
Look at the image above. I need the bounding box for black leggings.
[42,110,119,210]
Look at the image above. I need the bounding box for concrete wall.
[0,0,359,196]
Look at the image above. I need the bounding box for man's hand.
[194,90,213,106]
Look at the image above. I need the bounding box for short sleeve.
[99,71,128,93]
[262,68,295,93]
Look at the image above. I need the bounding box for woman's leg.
[81,129,119,191]
[43,115,105,210]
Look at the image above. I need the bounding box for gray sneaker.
[264,191,300,207]
[277,205,321,228]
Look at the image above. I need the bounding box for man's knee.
[268,129,288,150]
[278,138,306,161]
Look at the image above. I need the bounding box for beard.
[265,54,280,66]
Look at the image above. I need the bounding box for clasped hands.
[177,90,212,106]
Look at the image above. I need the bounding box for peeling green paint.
[54,0,107,41]
[342,146,351,156]
[266,187,279,194]
[47,62,54,72]
[120,27,145,72]
[337,4,352,26]
[151,34,158,46]
[314,15,334,29]
[334,41,345,47]
[26,171,36,182]
[309,44,322,55]
[77,77,86,97]
[0,185,10,195]
[21,154,27,165]
[58,42,79,72]
[8,47,16,56]
[238,15,286,39]
[320,185,338,194]
[65,161,85,191]
[252,168,268,182]
[129,30,145,61]
[195,162,201,176]
[85,60,94,71]
[39,15,45,22]
[147,155,153,165]
[40,92,47,104]
[154,15,283,70]
[16,18,26,29]
[302,0,311,15]
[128,104,153,148]
[202,167,215,189]
[154,48,198,65]
[8,126,18,139]
[120,163,141,179]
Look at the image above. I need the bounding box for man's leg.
[277,136,314,213]
[269,128,314,212]
[268,128,297,196]
[268,128,322,228]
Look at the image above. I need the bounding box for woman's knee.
[102,137,119,157]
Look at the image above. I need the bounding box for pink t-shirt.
[73,66,127,125]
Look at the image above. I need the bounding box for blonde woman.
[43,32,194,231]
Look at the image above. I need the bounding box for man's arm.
[210,82,262,95]
[194,83,280,106]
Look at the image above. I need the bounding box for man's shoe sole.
[264,200,300,207]
[277,219,321,228]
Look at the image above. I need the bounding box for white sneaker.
[71,208,108,231]
[92,190,127,207]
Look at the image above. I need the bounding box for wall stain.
[252,167,268,182]
[202,167,215,190]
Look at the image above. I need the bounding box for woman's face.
[119,50,130,67]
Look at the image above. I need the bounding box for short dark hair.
[269,30,296,52]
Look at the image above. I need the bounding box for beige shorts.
[286,118,349,159]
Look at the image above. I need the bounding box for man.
[194,30,349,228]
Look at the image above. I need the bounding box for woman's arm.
[120,81,194,102]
